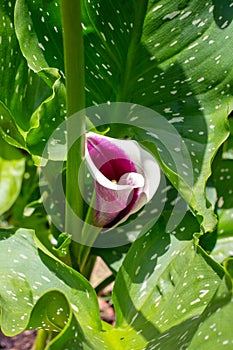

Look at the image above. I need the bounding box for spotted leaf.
[0,228,101,336]
[112,219,231,349]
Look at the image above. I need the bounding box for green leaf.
[0,225,231,348]
[112,217,227,349]
[210,137,233,262]
[0,139,25,215]
[0,228,101,336]
[10,0,233,229]
[28,290,70,333]
[26,72,66,156]
[214,159,233,239]
[29,291,109,350]
[223,115,233,159]
[9,157,40,220]
[0,158,25,215]
[15,0,64,77]
[53,232,72,258]
[211,237,233,264]
[0,0,66,157]
[0,0,51,134]
[81,0,233,232]
[188,266,233,350]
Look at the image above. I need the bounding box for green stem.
[31,330,48,350]
[77,192,102,276]
[61,0,86,267]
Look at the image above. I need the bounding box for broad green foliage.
[0,0,51,147]
[0,228,232,349]
[0,0,233,349]
[0,0,65,155]
[113,225,233,350]
[4,0,232,231]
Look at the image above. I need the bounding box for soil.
[0,330,37,350]
[0,258,115,349]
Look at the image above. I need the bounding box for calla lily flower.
[86,132,160,229]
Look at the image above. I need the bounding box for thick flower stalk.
[85,132,161,229]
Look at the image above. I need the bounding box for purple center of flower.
[87,135,137,180]
[87,134,141,227]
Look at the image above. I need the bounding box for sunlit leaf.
[112,219,229,349]
[0,139,25,215]
[0,228,101,336]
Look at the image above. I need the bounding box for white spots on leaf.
[221,21,229,29]
[223,340,229,345]
[164,108,171,114]
[56,307,64,315]
[202,34,209,41]
[100,32,106,41]
[130,116,139,122]
[38,42,45,51]
[215,54,221,64]
[192,19,202,26]
[209,5,214,13]
[41,275,50,282]
[19,254,28,260]
[154,263,161,271]
[163,11,180,20]
[108,22,114,30]
[151,253,158,261]
[199,289,209,298]
[169,116,184,123]
[170,40,178,47]
[152,5,163,12]
[180,11,192,20]
[184,56,196,64]
[140,279,148,292]
[198,21,206,28]
[71,303,79,313]
[188,42,198,50]
[190,298,201,305]
[81,22,87,30]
